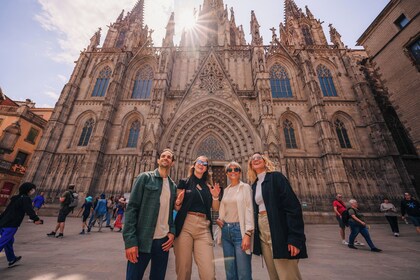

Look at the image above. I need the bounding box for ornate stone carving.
[199,57,224,93]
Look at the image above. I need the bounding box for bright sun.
[177,10,197,30]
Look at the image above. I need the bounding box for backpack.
[68,191,79,208]
[341,208,353,227]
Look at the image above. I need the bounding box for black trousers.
[385,216,399,233]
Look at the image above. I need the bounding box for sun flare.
[177,10,197,30]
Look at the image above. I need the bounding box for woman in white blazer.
[216,161,254,280]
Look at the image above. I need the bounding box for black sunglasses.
[226,167,241,173]
[196,159,208,166]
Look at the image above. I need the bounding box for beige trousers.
[174,214,215,280]
[258,214,302,280]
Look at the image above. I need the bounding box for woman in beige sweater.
[216,161,254,280]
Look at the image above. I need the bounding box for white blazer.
[218,181,254,254]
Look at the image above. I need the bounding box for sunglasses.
[226,167,241,173]
[251,155,263,161]
[196,159,208,166]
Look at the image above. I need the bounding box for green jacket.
[123,169,176,253]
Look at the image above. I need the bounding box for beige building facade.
[24,0,416,212]
[357,0,419,194]
[0,92,53,208]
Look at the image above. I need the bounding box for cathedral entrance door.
[210,165,227,223]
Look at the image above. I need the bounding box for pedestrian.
[32,191,45,215]
[105,195,115,228]
[77,196,93,234]
[333,194,348,244]
[0,182,43,267]
[173,155,221,280]
[380,198,399,237]
[401,192,420,234]
[123,149,177,280]
[113,197,126,232]
[47,184,77,238]
[216,161,254,280]
[347,199,382,252]
[248,152,307,280]
[88,194,107,232]
[88,196,100,228]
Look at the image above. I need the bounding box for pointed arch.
[269,63,293,98]
[280,111,305,152]
[78,118,95,146]
[126,120,141,148]
[92,66,112,97]
[317,64,338,97]
[331,112,358,150]
[194,134,228,161]
[131,64,154,99]
[118,110,145,150]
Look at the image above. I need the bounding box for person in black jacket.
[247,152,307,280]
[0,182,43,267]
[401,192,420,234]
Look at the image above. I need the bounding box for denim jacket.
[123,169,176,253]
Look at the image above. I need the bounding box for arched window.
[302,25,314,45]
[317,65,338,97]
[78,118,95,146]
[230,28,236,46]
[131,65,154,99]
[115,31,126,48]
[270,64,293,98]
[127,120,140,148]
[283,119,298,149]
[92,66,112,97]
[335,119,352,149]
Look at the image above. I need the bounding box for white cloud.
[57,74,68,83]
[40,103,54,108]
[44,90,60,99]
[35,0,174,64]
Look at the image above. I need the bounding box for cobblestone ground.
[1,217,419,279]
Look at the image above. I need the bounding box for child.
[77,196,93,234]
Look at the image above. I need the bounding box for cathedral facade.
[24,0,416,212]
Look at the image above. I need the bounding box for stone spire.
[329,23,345,48]
[284,0,303,20]
[250,10,263,46]
[130,0,145,25]
[162,12,175,47]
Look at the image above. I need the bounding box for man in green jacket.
[123,149,177,280]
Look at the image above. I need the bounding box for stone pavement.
[1,217,419,280]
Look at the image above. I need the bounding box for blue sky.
[0,0,389,108]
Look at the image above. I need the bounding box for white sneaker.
[394,233,400,237]
[354,241,365,246]
[342,240,349,245]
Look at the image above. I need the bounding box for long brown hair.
[188,156,213,187]
[247,152,275,183]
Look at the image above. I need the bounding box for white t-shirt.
[255,172,267,212]
[222,184,240,223]
[153,178,170,239]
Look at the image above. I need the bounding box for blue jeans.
[0,227,18,262]
[106,209,112,226]
[348,221,377,249]
[126,237,169,280]
[221,222,252,280]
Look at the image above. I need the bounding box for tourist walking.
[123,149,177,280]
[105,195,115,228]
[77,196,93,234]
[216,161,254,280]
[88,194,107,232]
[380,198,399,237]
[173,155,221,280]
[347,199,382,252]
[32,192,45,215]
[0,182,43,267]
[333,194,348,244]
[248,152,307,280]
[113,197,126,232]
[47,184,77,238]
[401,192,420,234]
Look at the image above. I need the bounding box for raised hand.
[210,182,221,198]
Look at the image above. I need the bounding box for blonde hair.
[247,153,275,183]
[188,156,213,186]
[224,161,242,173]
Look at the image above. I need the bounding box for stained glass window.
[92,66,112,97]
[283,120,298,149]
[78,118,95,146]
[317,65,338,97]
[127,120,140,148]
[132,65,154,99]
[302,25,314,45]
[270,64,293,98]
[335,119,352,149]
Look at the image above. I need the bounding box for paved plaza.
[1,216,419,279]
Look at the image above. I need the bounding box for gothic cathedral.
[24,0,415,212]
